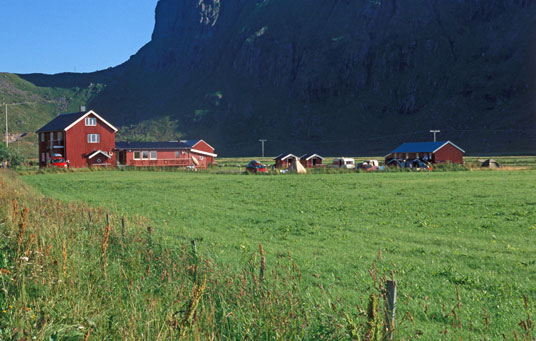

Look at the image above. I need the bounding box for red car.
[50,156,68,168]
[246,160,268,173]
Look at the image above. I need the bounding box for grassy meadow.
[11,168,536,339]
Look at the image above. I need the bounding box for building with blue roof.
[385,141,465,165]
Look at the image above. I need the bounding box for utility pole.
[429,130,440,142]
[259,139,267,158]
[4,103,7,147]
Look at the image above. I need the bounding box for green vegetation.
[0,73,102,159]
[15,169,536,338]
[0,143,25,168]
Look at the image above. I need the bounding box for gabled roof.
[391,141,465,154]
[36,112,87,133]
[36,110,118,133]
[300,153,324,160]
[88,150,112,159]
[274,153,298,160]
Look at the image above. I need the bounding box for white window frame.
[142,151,149,160]
[85,117,97,126]
[175,151,180,158]
[40,133,44,142]
[41,153,45,162]
[133,151,141,160]
[199,155,204,161]
[150,151,157,160]
[57,132,63,140]
[49,132,53,142]
[87,134,100,143]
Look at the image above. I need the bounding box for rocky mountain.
[17,0,536,156]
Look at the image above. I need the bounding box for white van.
[332,158,355,169]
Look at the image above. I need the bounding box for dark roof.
[274,153,297,160]
[300,153,324,160]
[36,111,88,133]
[391,141,465,154]
[115,140,200,150]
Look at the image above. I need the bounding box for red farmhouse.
[114,140,217,169]
[384,141,465,165]
[36,110,117,168]
[300,153,324,168]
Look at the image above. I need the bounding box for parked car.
[246,160,268,173]
[50,156,68,168]
[387,158,432,171]
[332,158,355,169]
[358,159,379,171]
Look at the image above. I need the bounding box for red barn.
[300,153,324,168]
[114,140,217,169]
[385,141,465,165]
[273,153,298,168]
[36,110,117,168]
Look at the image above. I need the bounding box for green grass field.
[19,169,536,338]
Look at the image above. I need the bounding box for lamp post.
[429,130,440,142]
[259,139,267,158]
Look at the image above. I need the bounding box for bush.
[0,143,25,169]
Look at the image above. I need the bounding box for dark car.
[246,160,268,173]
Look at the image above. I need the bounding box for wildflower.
[20,256,29,262]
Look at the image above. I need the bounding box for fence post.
[121,217,125,240]
[385,280,397,340]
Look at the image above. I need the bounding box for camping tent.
[480,159,500,168]
[289,157,307,174]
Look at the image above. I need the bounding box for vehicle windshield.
[52,158,66,163]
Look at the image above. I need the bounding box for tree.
[0,143,25,169]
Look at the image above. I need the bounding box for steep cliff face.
[21,0,536,155]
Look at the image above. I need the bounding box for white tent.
[289,157,307,174]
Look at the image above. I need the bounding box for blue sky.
[0,1,157,74]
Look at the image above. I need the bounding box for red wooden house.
[36,110,117,168]
[384,141,465,165]
[114,140,217,169]
[273,153,298,168]
[300,153,324,168]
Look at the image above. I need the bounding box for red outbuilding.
[273,153,298,168]
[114,140,217,169]
[384,141,465,165]
[36,110,117,168]
[300,153,325,168]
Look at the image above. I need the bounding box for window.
[49,132,53,142]
[150,151,157,160]
[85,117,97,126]
[133,151,141,160]
[175,151,180,158]
[199,155,204,161]
[41,153,45,162]
[57,132,63,140]
[142,151,149,160]
[40,133,44,142]
[87,134,100,143]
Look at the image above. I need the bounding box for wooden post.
[121,217,125,240]
[385,280,397,340]
[106,214,109,225]
[88,211,92,223]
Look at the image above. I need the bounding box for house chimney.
[80,105,86,112]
